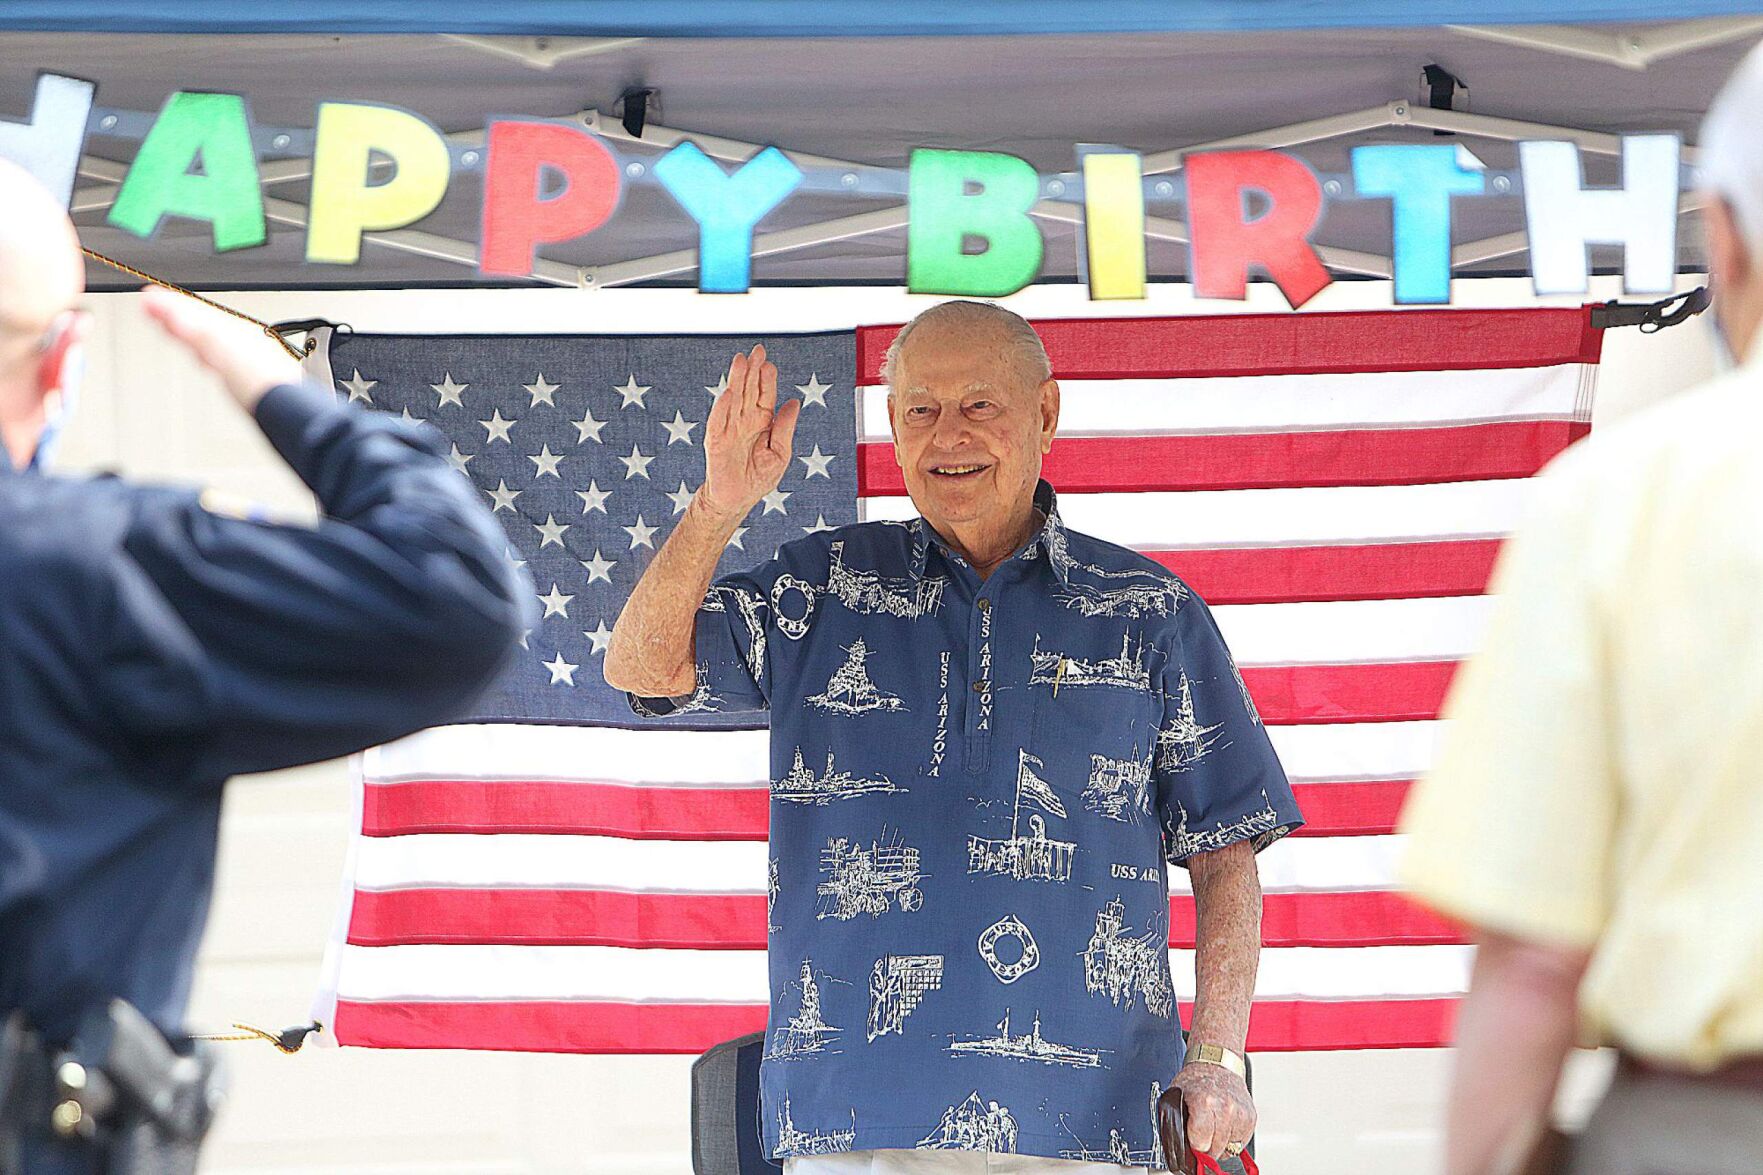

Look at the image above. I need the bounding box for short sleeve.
[1399,464,1619,948]
[627,569,772,718]
[1155,595,1303,866]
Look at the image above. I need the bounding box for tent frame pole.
[1444,16,1763,71]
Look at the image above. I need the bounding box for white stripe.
[1215,596,1489,666]
[352,833,1409,896]
[365,720,1438,791]
[333,941,1468,1003]
[364,723,771,786]
[1266,721,1440,783]
[862,479,1532,549]
[857,365,1589,440]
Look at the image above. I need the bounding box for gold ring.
[1224,1142,1246,1158]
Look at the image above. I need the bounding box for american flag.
[309,307,1601,1056]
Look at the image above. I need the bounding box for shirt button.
[977,598,991,612]
[972,680,989,693]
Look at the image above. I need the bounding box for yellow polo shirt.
[1400,357,1763,1070]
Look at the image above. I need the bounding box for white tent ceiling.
[0,19,1756,291]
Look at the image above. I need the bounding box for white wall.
[54,276,1715,1174]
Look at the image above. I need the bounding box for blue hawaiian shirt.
[634,480,1301,1165]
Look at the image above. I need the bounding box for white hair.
[1701,40,1763,259]
[880,300,1052,392]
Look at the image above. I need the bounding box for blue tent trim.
[3,1,1762,36]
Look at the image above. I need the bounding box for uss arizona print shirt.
[633,481,1300,1164]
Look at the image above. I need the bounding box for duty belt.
[0,1000,226,1174]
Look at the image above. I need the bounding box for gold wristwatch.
[1187,1042,1246,1079]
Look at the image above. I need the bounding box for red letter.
[480,121,620,277]
[1187,150,1331,307]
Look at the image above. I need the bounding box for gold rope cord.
[82,247,307,362]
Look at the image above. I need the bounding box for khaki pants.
[1568,1068,1763,1175]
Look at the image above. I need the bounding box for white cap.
[1701,40,1763,256]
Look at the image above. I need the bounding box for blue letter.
[1352,144,1486,304]
[653,142,803,293]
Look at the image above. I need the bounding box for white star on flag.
[803,513,835,534]
[799,444,835,478]
[762,488,791,515]
[705,373,729,400]
[619,444,654,480]
[581,549,617,584]
[584,622,613,654]
[796,374,832,408]
[430,373,468,408]
[529,445,564,478]
[480,409,516,444]
[572,407,606,444]
[623,516,659,549]
[399,408,420,425]
[576,481,611,514]
[525,374,561,407]
[542,652,579,686]
[487,481,521,513]
[538,583,574,618]
[339,369,377,404]
[445,444,474,474]
[727,526,749,550]
[665,482,696,515]
[661,411,699,446]
[535,515,570,548]
[615,376,651,409]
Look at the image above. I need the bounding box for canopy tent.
[0,14,1757,293]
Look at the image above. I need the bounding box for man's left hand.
[1169,1060,1256,1162]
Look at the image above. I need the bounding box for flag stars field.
[581,549,617,584]
[537,584,574,619]
[573,407,607,444]
[577,481,612,514]
[796,373,832,408]
[665,482,696,514]
[799,444,835,478]
[662,411,699,445]
[584,622,613,654]
[529,444,564,478]
[486,480,521,513]
[430,373,468,408]
[480,409,516,444]
[535,515,570,549]
[620,444,654,479]
[525,374,561,407]
[623,517,659,550]
[616,376,651,409]
[339,369,376,403]
[542,652,579,686]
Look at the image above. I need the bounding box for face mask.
[1709,303,1739,375]
[23,314,84,474]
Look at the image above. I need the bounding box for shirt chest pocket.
[1028,633,1165,780]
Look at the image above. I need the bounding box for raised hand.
[140,284,303,412]
[699,344,802,519]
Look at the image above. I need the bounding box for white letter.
[1520,134,1680,296]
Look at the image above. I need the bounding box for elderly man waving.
[607,301,1300,1174]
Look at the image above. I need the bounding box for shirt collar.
[908,479,1071,585]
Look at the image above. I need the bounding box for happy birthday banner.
[3,72,1686,305]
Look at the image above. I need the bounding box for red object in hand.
[1158,1087,1260,1175]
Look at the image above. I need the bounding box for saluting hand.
[140,284,304,413]
[699,344,802,520]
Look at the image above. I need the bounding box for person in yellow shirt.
[1398,43,1763,1175]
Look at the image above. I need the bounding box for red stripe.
[1289,779,1413,838]
[855,307,1600,383]
[362,781,770,839]
[1240,661,1459,726]
[366,762,1419,844]
[1150,538,1501,604]
[331,997,1457,1053]
[346,886,1460,951]
[856,420,1585,497]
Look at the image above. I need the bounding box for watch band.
[1188,1042,1246,1079]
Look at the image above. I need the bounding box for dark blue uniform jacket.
[0,383,532,1045]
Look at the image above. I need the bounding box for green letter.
[109,92,265,251]
[908,149,1043,296]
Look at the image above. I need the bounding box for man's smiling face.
[887,316,1058,541]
